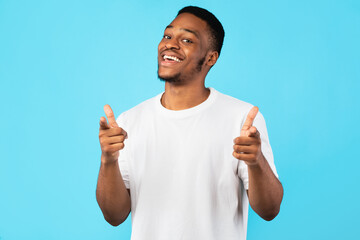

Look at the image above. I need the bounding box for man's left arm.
[233,107,283,221]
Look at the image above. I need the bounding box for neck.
[161,81,210,110]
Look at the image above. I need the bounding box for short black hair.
[177,6,225,56]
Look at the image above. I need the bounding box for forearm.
[247,154,283,221]
[96,156,131,226]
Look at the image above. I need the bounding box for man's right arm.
[96,105,131,226]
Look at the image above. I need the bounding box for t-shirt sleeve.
[237,110,279,190]
[116,112,130,189]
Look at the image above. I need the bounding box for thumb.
[246,126,259,137]
[99,116,110,130]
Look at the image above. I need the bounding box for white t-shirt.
[116,88,278,240]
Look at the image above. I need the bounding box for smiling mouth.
[163,55,183,62]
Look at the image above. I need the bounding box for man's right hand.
[99,104,128,164]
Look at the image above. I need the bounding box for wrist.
[101,154,119,165]
[247,153,266,170]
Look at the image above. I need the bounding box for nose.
[165,38,180,50]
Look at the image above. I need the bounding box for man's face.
[158,13,212,83]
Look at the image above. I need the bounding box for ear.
[206,51,219,67]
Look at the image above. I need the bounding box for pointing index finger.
[104,104,119,128]
[241,106,259,136]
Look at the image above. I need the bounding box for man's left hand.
[233,106,264,166]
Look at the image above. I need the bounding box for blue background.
[1,0,359,239]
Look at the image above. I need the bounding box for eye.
[163,35,171,39]
[182,39,193,43]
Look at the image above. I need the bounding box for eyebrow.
[165,25,200,39]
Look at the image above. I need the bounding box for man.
[96,6,283,240]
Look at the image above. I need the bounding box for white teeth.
[163,55,182,62]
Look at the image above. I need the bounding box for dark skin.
[96,105,130,226]
[96,13,283,226]
[157,13,219,110]
[233,106,283,220]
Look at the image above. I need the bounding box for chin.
[158,74,182,83]
[157,68,182,83]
